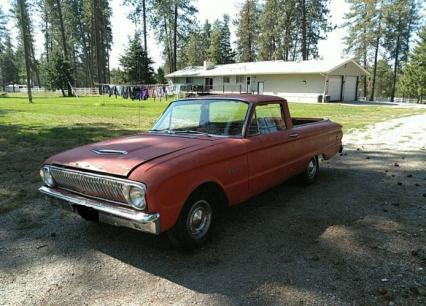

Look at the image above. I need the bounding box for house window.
[185,77,193,84]
[236,75,244,83]
[223,76,230,83]
[205,78,213,90]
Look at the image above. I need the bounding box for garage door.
[328,76,342,101]
[343,76,357,102]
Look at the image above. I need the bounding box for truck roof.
[178,94,286,105]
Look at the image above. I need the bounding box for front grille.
[49,167,129,205]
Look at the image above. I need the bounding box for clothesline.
[94,82,170,87]
[95,82,179,101]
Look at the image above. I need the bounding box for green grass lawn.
[0,94,425,215]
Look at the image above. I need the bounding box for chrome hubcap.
[307,159,317,178]
[187,200,212,239]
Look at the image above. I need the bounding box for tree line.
[343,0,424,102]
[0,0,424,103]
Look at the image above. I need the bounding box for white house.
[166,58,368,102]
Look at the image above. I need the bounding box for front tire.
[301,156,319,185]
[168,191,215,249]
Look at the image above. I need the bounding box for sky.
[2,0,350,69]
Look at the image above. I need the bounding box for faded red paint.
[45,95,343,232]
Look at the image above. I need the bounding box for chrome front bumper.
[39,186,160,235]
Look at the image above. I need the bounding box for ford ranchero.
[39,95,343,248]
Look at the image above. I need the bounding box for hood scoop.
[91,148,128,155]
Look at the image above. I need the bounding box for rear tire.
[168,190,215,249]
[301,156,319,185]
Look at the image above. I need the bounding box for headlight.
[40,166,56,187]
[125,185,147,210]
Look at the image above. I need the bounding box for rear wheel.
[168,190,215,249]
[301,156,319,185]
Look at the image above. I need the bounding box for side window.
[248,104,286,136]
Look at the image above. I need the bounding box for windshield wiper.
[149,128,174,134]
[173,130,212,136]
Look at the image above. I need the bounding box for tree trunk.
[173,4,178,72]
[143,0,147,54]
[30,44,41,87]
[370,13,382,101]
[301,0,307,60]
[390,33,400,103]
[18,0,32,103]
[164,17,172,73]
[43,1,49,62]
[56,0,72,96]
[93,0,103,83]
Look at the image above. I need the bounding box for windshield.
[151,99,249,137]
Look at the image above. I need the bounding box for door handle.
[289,133,299,138]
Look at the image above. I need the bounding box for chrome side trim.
[91,149,128,155]
[39,186,160,235]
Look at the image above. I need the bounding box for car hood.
[46,133,215,177]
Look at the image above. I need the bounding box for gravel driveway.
[1,114,425,305]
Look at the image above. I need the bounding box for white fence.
[5,86,99,96]
[358,96,422,104]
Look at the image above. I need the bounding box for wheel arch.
[189,181,229,212]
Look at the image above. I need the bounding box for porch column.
[322,74,329,103]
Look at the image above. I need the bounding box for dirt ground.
[1,114,425,305]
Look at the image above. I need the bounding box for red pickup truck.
[39,95,343,248]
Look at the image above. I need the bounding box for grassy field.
[0,94,425,214]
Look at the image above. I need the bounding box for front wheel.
[301,156,319,185]
[168,191,215,249]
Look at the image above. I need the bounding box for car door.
[245,103,295,195]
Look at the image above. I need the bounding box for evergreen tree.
[258,0,281,60]
[383,0,421,102]
[208,16,235,64]
[0,35,19,90]
[259,0,330,61]
[0,6,8,52]
[119,33,155,84]
[372,59,393,98]
[235,0,260,62]
[399,25,426,103]
[44,51,74,96]
[343,0,382,99]
[150,0,197,73]
[221,15,235,64]
[183,26,205,66]
[201,20,211,60]
[208,19,224,64]
[155,67,166,84]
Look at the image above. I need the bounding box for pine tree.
[343,0,383,99]
[207,16,235,64]
[235,0,260,62]
[259,0,330,61]
[119,33,155,84]
[0,34,19,90]
[383,0,421,102]
[44,51,74,96]
[221,15,235,64]
[183,26,205,66]
[150,0,197,73]
[399,25,426,103]
[201,20,211,60]
[258,0,282,60]
[208,19,224,64]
